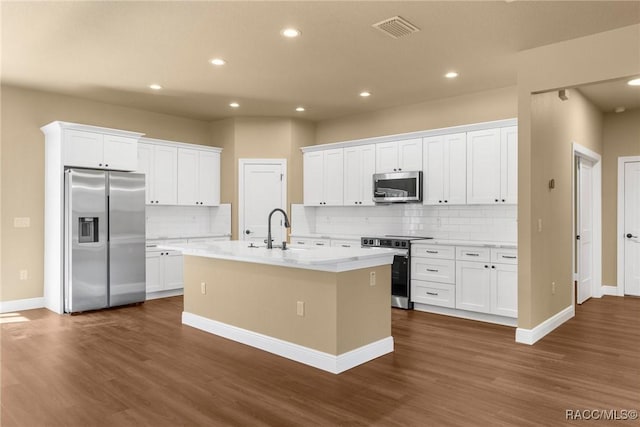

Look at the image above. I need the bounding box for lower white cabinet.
[411,280,456,308]
[146,249,183,293]
[491,263,518,317]
[455,261,492,313]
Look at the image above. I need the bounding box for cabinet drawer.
[491,248,518,264]
[411,258,455,284]
[411,280,455,308]
[411,244,455,260]
[330,239,359,248]
[456,247,491,262]
[291,237,330,247]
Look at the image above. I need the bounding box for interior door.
[577,157,594,304]
[240,160,286,245]
[624,161,640,295]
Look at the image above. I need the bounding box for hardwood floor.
[2,296,639,426]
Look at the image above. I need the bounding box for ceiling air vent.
[372,16,420,39]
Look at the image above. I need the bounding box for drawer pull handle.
[502,255,517,259]
[315,243,325,246]
[341,244,350,248]
[426,269,439,272]
[465,253,479,256]
[426,292,439,296]
[426,250,438,254]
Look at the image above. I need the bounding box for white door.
[240,160,287,245]
[177,148,199,206]
[577,157,594,304]
[500,127,518,204]
[624,161,640,296]
[445,133,467,205]
[456,261,491,313]
[153,145,178,205]
[423,136,445,205]
[466,129,501,204]
[103,135,137,171]
[397,138,423,171]
[199,151,220,206]
[303,151,324,206]
[375,142,399,173]
[137,143,154,204]
[323,148,344,206]
[491,263,518,317]
[344,146,363,206]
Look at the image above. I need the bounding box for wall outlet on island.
[200,282,207,294]
[19,269,28,281]
[370,271,376,286]
[296,301,305,316]
[551,282,556,295]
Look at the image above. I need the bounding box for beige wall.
[183,256,391,355]
[0,85,211,302]
[529,89,603,324]
[517,24,640,329]
[210,117,315,240]
[602,108,640,286]
[315,86,517,144]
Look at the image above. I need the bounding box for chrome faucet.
[267,208,290,249]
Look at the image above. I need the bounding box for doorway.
[573,143,602,304]
[617,157,640,296]
[238,159,287,245]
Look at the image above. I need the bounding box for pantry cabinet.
[375,138,422,173]
[423,133,467,205]
[467,126,517,204]
[177,148,221,206]
[303,148,344,206]
[343,144,376,206]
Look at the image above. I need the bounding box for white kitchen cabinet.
[137,142,178,205]
[423,133,467,205]
[145,249,183,294]
[303,148,344,206]
[467,127,517,204]
[177,148,221,206]
[491,263,518,317]
[343,144,376,206]
[411,244,456,308]
[456,260,492,313]
[63,129,139,171]
[375,138,422,173]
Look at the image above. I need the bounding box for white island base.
[178,243,394,374]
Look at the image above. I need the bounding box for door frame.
[572,143,602,302]
[616,156,640,296]
[238,158,287,241]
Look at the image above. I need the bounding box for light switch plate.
[14,217,30,228]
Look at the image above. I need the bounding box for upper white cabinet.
[467,126,517,204]
[423,133,467,205]
[343,144,376,206]
[303,148,344,206]
[177,148,221,206]
[62,128,140,171]
[138,138,221,206]
[137,142,178,205]
[375,138,422,173]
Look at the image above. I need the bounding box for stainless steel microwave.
[373,171,423,203]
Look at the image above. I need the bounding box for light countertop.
[290,234,516,249]
[159,240,399,273]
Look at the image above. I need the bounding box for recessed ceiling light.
[210,58,226,66]
[359,91,371,97]
[281,28,301,38]
[445,71,459,79]
[149,84,162,90]
[615,106,626,113]
[627,78,640,86]
[295,106,305,112]
[229,102,240,108]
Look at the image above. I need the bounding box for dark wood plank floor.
[2,296,639,426]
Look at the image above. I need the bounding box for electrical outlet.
[370,271,376,286]
[296,301,304,316]
[200,282,207,294]
[538,219,543,232]
[14,217,30,228]
[551,282,556,295]
[19,270,28,281]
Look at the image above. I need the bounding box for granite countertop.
[158,240,400,273]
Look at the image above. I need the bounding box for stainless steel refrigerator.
[64,168,146,313]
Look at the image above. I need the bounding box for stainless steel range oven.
[361,236,432,309]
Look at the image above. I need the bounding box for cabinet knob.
[501,199,505,202]
[444,200,448,203]
[99,163,103,167]
[393,168,397,171]
[491,265,496,269]
[439,200,442,203]
[105,164,109,167]
[398,168,402,171]
[484,265,489,268]
[495,199,499,202]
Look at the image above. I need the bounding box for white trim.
[301,118,517,153]
[238,158,287,241]
[572,142,602,302]
[413,303,517,327]
[145,289,184,301]
[601,285,621,296]
[139,136,222,153]
[515,305,574,345]
[41,121,144,139]
[618,156,640,296]
[182,312,393,374]
[0,297,45,313]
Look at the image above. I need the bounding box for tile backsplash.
[291,203,517,242]
[146,204,231,238]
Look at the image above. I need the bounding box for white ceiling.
[2,1,639,122]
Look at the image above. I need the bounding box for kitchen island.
[161,241,397,374]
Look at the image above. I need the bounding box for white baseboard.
[413,303,517,327]
[146,289,184,301]
[601,285,623,296]
[182,311,393,374]
[0,297,45,313]
[515,305,574,345]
